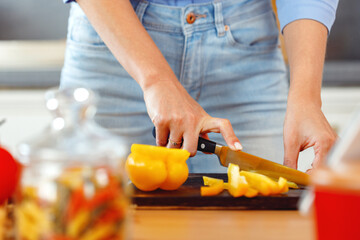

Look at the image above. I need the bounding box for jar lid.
[16,87,127,167]
[311,164,360,192]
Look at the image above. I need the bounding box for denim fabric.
[61,0,288,173]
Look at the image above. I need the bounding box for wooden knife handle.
[152,127,217,153]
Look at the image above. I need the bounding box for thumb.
[283,140,300,169]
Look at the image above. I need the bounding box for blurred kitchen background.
[1,0,360,171]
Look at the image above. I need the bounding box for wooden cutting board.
[130,173,306,210]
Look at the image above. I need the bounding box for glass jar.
[312,163,360,240]
[311,111,360,240]
[15,88,129,240]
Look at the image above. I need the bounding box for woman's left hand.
[282,19,338,173]
[283,99,338,173]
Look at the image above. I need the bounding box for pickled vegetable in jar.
[16,88,128,240]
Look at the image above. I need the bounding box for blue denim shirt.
[63,0,338,33]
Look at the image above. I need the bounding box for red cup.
[312,166,360,240]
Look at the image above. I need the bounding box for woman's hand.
[143,79,242,156]
[283,98,337,172]
[282,19,338,172]
[76,0,241,156]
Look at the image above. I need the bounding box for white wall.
[0,90,51,154]
[299,87,360,171]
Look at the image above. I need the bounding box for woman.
[61,0,338,173]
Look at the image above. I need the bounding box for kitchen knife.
[152,127,309,185]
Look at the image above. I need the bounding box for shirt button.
[186,12,196,24]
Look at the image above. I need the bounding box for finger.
[182,131,198,157]
[202,118,242,151]
[200,133,209,140]
[312,141,332,169]
[283,139,300,169]
[167,130,183,149]
[155,123,169,147]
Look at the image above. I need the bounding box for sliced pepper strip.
[269,177,299,189]
[278,177,289,193]
[84,182,119,211]
[200,165,293,198]
[79,223,115,240]
[66,187,86,221]
[200,183,224,196]
[49,235,73,240]
[240,171,279,196]
[286,181,299,189]
[228,164,248,197]
[203,176,224,186]
[67,210,90,238]
[244,187,259,198]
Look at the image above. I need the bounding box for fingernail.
[234,142,243,151]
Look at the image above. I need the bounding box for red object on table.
[0,146,22,204]
[314,188,360,240]
[312,166,360,240]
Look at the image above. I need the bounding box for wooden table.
[0,206,315,239]
[130,210,315,240]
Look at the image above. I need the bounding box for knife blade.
[198,137,309,185]
[152,127,309,185]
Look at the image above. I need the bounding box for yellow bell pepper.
[125,144,190,191]
[126,152,167,191]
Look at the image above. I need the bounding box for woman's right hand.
[75,0,241,155]
[143,78,242,156]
